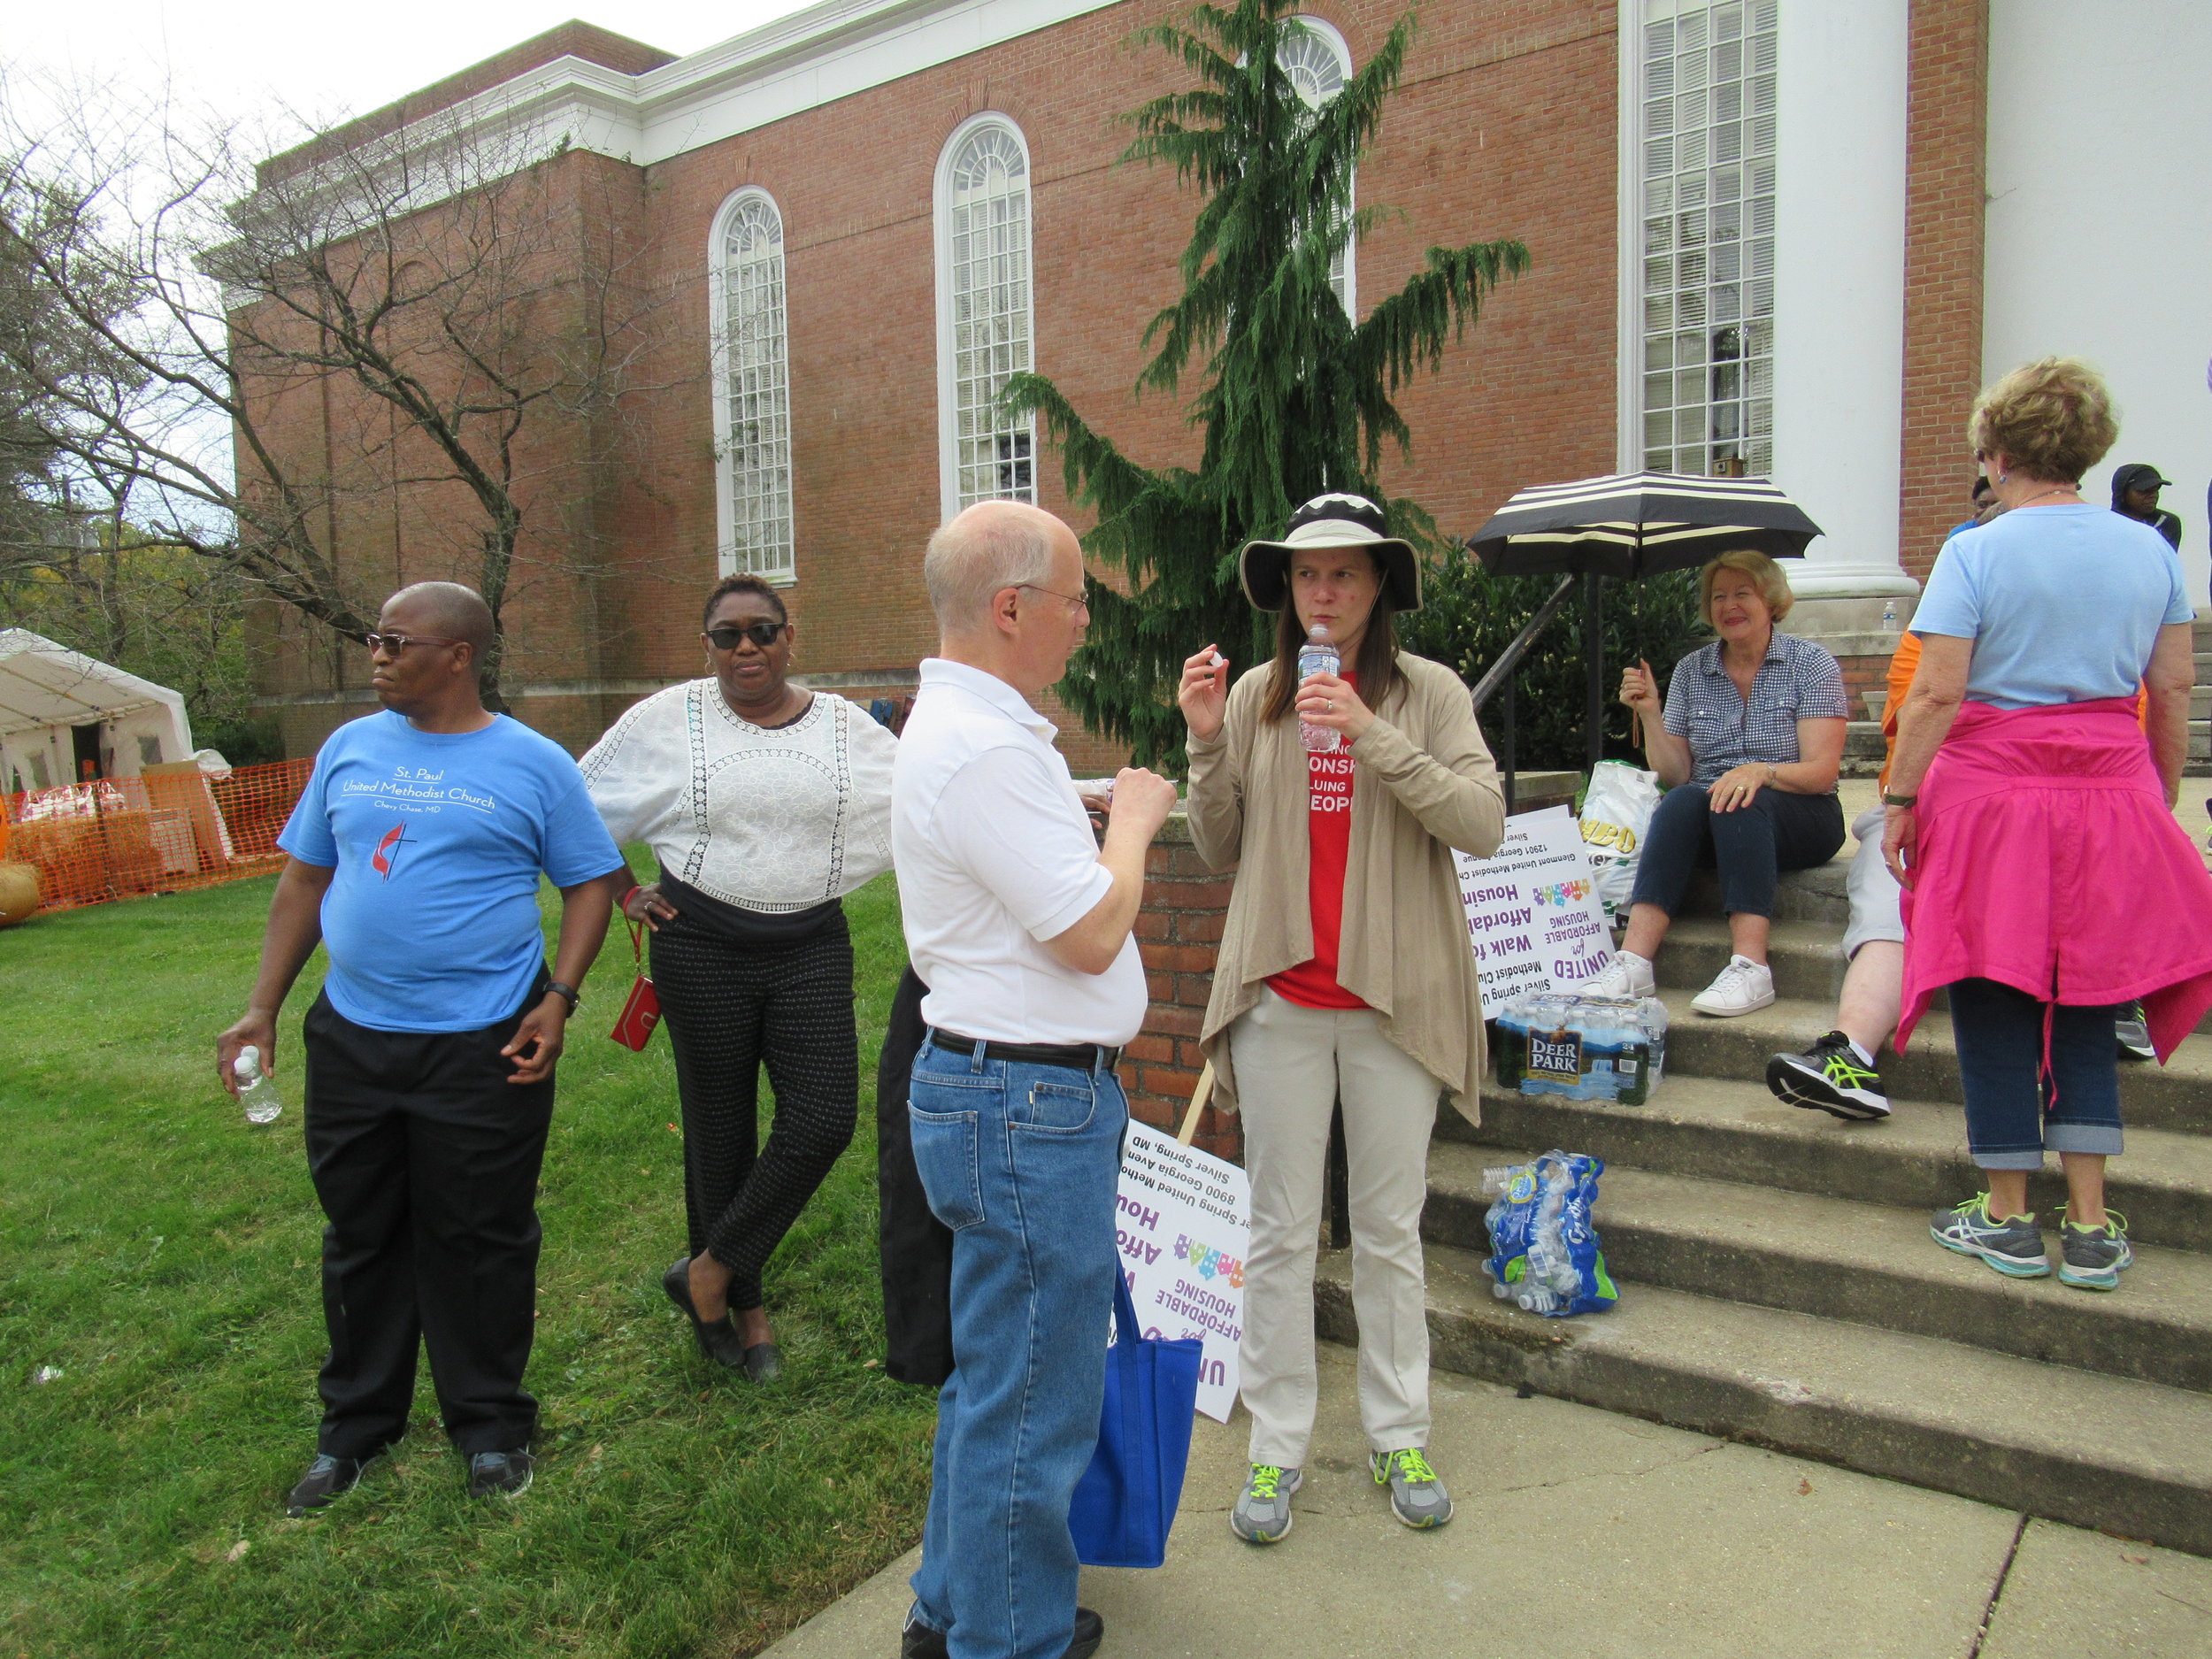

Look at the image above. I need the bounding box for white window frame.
[933,113,1039,521]
[1279,14,1356,318]
[1621,0,1778,478]
[709,186,795,583]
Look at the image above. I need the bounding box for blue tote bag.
[1068,1266,1204,1569]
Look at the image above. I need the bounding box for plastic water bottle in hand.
[1297,624,1340,754]
[234,1045,283,1125]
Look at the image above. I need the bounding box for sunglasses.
[706,620,788,650]
[365,631,462,655]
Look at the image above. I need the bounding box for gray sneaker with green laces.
[1230,1463,1302,1543]
[1370,1447,1453,1530]
[1931,1194,2048,1278]
[2058,1210,2133,1291]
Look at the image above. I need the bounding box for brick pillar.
[1117,810,1242,1164]
[1896,0,1990,586]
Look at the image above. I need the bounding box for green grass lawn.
[0,864,933,1658]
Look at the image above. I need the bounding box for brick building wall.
[246,3,1624,768]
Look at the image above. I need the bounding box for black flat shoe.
[901,1607,1101,1659]
[741,1341,783,1384]
[662,1256,749,1371]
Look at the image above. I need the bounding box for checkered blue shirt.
[1662,632,1848,787]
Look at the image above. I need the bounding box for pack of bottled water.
[1489,989,1668,1104]
[1479,1149,1616,1318]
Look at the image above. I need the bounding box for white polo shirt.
[892,657,1148,1046]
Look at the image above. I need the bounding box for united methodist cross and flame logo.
[371,823,414,879]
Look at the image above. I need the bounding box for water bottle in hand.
[234,1045,283,1125]
[1298,624,1341,754]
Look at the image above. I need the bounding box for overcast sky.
[7,1,818,135]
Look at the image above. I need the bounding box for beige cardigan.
[1186,649,1506,1125]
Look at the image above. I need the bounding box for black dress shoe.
[285,1450,377,1517]
[742,1341,784,1384]
[900,1607,1103,1659]
[468,1448,534,1500]
[662,1256,749,1370]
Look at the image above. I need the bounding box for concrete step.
[1655,916,1853,1002]
[1448,1071,2212,1252]
[1648,988,2212,1136]
[1316,1240,2212,1555]
[1423,1140,2212,1394]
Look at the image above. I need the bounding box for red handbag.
[607,916,661,1050]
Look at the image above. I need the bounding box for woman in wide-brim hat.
[1178,491,1506,1546]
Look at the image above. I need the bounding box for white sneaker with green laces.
[1370,1447,1453,1530]
[1230,1463,1302,1543]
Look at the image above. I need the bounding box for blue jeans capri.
[1947,978,2125,1171]
[1627,782,1846,919]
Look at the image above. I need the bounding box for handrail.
[1468,572,1578,816]
[1468,572,1578,711]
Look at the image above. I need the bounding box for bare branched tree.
[0,78,679,710]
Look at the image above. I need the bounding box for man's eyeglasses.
[705,620,788,650]
[365,631,462,656]
[1017,582,1089,616]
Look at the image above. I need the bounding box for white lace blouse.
[580,680,896,912]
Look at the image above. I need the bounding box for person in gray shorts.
[1764,806,1902,1120]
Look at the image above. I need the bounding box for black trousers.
[302,985,554,1459]
[1629,782,1847,918]
[875,965,954,1386]
[649,915,858,1311]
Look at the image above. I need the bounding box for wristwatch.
[1882,792,1917,808]
[546,980,581,1013]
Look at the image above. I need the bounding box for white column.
[1770,0,1917,605]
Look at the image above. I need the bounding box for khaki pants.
[1229,987,1439,1467]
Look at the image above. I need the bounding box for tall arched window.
[1280,18,1356,316]
[711,188,795,581]
[935,116,1036,516]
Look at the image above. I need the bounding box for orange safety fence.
[0,757,315,915]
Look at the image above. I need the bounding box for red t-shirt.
[1267,672,1369,1010]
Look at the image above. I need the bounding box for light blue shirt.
[1910,504,2193,710]
[279,711,626,1033]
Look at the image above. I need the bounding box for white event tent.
[0,629,196,795]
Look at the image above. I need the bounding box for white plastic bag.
[1579,761,1662,923]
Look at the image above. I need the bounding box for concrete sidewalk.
[763,1342,2212,1659]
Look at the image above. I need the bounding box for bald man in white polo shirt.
[895,501,1178,1659]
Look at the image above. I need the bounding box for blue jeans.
[1628,781,1845,918]
[906,1038,1127,1659]
[1948,978,2125,1171]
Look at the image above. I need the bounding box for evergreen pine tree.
[1003,0,1528,764]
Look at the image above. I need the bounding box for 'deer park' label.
[1526,1025,1586,1083]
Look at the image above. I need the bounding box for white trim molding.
[934,112,1039,520]
[242,0,1125,222]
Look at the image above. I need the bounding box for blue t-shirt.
[279,711,626,1033]
[1910,504,2193,710]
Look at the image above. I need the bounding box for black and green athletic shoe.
[1766,1031,1892,1121]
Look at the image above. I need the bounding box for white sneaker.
[1582,950,1656,1000]
[1691,955,1776,1017]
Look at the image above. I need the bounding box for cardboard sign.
[1455,804,1616,1002]
[1113,1119,1249,1422]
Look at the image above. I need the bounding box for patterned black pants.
[649,914,858,1311]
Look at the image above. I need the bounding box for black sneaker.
[901,1607,1102,1659]
[285,1451,376,1517]
[1765,1031,1892,1120]
[2115,1002,2155,1062]
[467,1449,534,1500]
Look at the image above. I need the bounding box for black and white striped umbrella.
[1467,472,1823,579]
